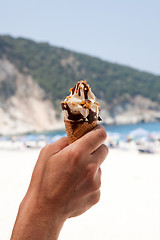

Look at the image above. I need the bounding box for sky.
[0,0,160,75]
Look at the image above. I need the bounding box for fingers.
[40,137,69,159]
[72,165,102,199]
[87,189,101,206]
[91,144,109,167]
[73,125,107,154]
[69,190,101,218]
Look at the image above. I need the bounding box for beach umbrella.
[149,132,160,141]
[129,128,149,138]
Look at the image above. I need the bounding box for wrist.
[11,191,66,240]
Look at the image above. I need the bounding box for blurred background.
[0,0,160,150]
[0,0,160,239]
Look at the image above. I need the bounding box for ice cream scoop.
[61,80,101,124]
[61,80,102,144]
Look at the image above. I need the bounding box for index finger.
[72,125,107,154]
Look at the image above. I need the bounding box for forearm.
[11,194,65,240]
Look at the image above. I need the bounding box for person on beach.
[11,125,108,240]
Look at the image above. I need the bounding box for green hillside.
[0,35,160,105]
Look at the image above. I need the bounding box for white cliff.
[0,59,64,135]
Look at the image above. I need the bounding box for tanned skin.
[11,125,108,240]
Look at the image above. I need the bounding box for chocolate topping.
[82,82,89,99]
[61,102,100,123]
[62,80,102,123]
[98,116,102,121]
[70,81,89,99]
[76,82,80,95]
[87,110,97,123]
[61,102,84,121]
[71,85,76,95]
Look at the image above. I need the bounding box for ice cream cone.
[62,80,101,144]
[64,120,97,144]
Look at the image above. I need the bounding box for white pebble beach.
[1,148,160,240]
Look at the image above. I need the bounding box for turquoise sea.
[46,122,160,139]
[1,122,160,144]
[104,122,160,135]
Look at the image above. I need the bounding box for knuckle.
[93,190,101,205]
[86,163,97,179]
[97,175,101,189]
[69,148,82,163]
[98,168,102,178]
[87,140,96,150]
[94,178,101,191]
[88,180,97,191]
[86,164,101,191]
[95,190,101,203]
[99,128,107,141]
[101,144,109,155]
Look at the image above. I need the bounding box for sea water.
[105,122,160,135]
[0,122,159,148]
[1,122,159,143]
[45,122,160,139]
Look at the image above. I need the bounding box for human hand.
[11,125,108,240]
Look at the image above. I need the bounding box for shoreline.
[0,121,160,154]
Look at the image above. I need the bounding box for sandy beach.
[1,148,160,240]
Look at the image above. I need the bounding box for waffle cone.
[64,120,97,144]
